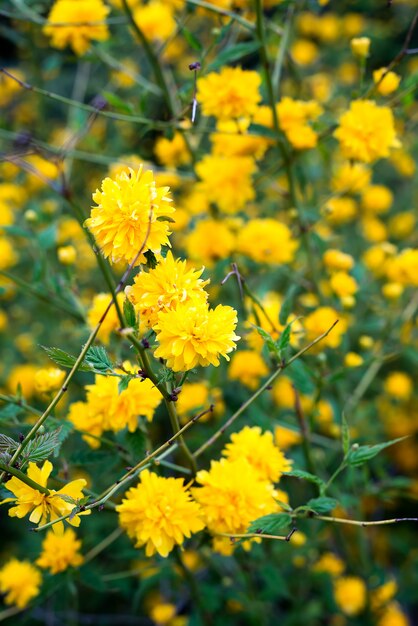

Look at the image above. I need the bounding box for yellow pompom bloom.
[85,166,175,266]
[277,97,322,150]
[185,219,236,266]
[344,352,364,368]
[237,219,298,264]
[384,371,412,401]
[362,242,396,277]
[125,252,209,329]
[192,457,279,539]
[43,0,110,56]
[154,302,239,372]
[0,559,41,609]
[68,400,103,449]
[0,236,18,270]
[117,469,205,557]
[334,100,400,163]
[313,552,345,577]
[331,162,371,193]
[334,576,367,616]
[222,426,292,482]
[195,155,256,214]
[211,119,271,160]
[388,212,416,240]
[324,197,358,225]
[4,460,90,534]
[350,37,371,58]
[176,382,209,418]
[86,292,125,344]
[228,350,268,390]
[36,528,83,574]
[390,148,415,177]
[323,249,354,272]
[197,67,261,121]
[361,185,393,214]
[373,67,401,96]
[274,425,301,450]
[386,248,418,287]
[133,2,176,41]
[378,602,409,626]
[34,367,65,395]
[329,271,358,298]
[155,132,190,167]
[304,307,346,350]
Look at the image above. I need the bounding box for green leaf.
[102,91,133,114]
[124,429,147,460]
[22,428,63,463]
[37,224,57,250]
[1,225,33,238]
[247,513,292,535]
[118,375,132,394]
[0,404,24,422]
[307,497,338,514]
[346,436,408,467]
[287,360,316,395]
[207,41,261,70]
[123,298,137,328]
[247,123,277,140]
[279,285,299,325]
[284,470,325,492]
[144,250,158,269]
[277,319,298,358]
[180,24,202,51]
[341,412,350,455]
[83,346,114,374]
[156,215,176,223]
[253,325,279,357]
[0,434,19,452]
[42,346,85,371]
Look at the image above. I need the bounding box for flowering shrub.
[0,0,417,624]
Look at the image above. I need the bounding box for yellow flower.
[323,197,358,225]
[277,97,323,150]
[4,460,90,533]
[43,0,110,56]
[228,350,268,390]
[304,307,346,351]
[384,371,412,401]
[7,363,38,398]
[344,352,364,368]
[362,242,396,277]
[195,155,256,214]
[313,552,345,576]
[274,425,301,450]
[222,426,292,482]
[373,67,401,96]
[150,602,177,625]
[154,302,240,372]
[86,293,125,344]
[68,400,104,448]
[361,185,393,214]
[386,248,418,287]
[192,457,279,540]
[0,69,25,106]
[125,252,209,329]
[334,100,400,163]
[185,219,236,266]
[329,271,358,299]
[211,119,271,159]
[133,1,176,41]
[290,39,319,66]
[388,212,415,240]
[155,132,190,167]
[58,245,77,265]
[176,382,210,420]
[197,67,261,121]
[0,559,41,609]
[334,576,367,616]
[116,469,205,557]
[371,579,397,611]
[85,166,175,266]
[323,249,354,272]
[34,367,65,395]
[36,528,83,574]
[350,37,371,58]
[331,161,371,193]
[237,219,298,264]
[378,602,409,626]
[0,236,18,270]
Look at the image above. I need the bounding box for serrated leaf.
[0,434,18,452]
[123,298,137,328]
[144,250,158,269]
[52,492,78,505]
[346,436,408,467]
[253,325,279,357]
[247,513,292,535]
[118,375,132,394]
[207,41,261,70]
[279,285,298,325]
[22,428,62,463]
[284,470,325,492]
[102,91,133,114]
[42,346,86,371]
[341,412,350,455]
[0,404,24,422]
[84,346,114,374]
[307,497,338,514]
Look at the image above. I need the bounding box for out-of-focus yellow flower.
[304,307,346,351]
[58,245,77,265]
[133,2,176,41]
[3,460,90,533]
[0,236,18,270]
[277,97,323,150]
[237,219,298,264]
[343,13,365,37]
[371,579,397,611]
[334,100,400,163]
[291,39,319,65]
[359,335,374,350]
[36,528,83,574]
[362,242,396,277]
[344,352,364,368]
[155,132,191,167]
[154,302,239,372]
[313,552,345,576]
[176,382,213,422]
[0,69,25,106]
[43,0,110,56]
[0,559,41,609]
[324,197,358,225]
[223,426,292,482]
[382,282,403,300]
[274,425,301,450]
[350,37,371,58]
[228,350,268,390]
[7,363,38,398]
[86,292,125,344]
[185,219,236,266]
[195,155,256,213]
[373,67,401,96]
[211,119,271,159]
[117,470,204,557]
[386,248,418,287]
[384,371,413,401]
[377,602,409,626]
[323,249,354,272]
[85,166,175,266]
[330,271,358,299]
[197,67,261,121]
[390,149,415,177]
[110,59,139,88]
[34,367,65,395]
[331,161,371,193]
[334,576,367,616]
[126,252,209,329]
[149,602,177,625]
[388,212,415,240]
[361,185,393,214]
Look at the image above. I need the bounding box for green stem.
[314,515,418,527]
[174,548,211,626]
[83,527,123,565]
[0,461,50,494]
[166,397,197,475]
